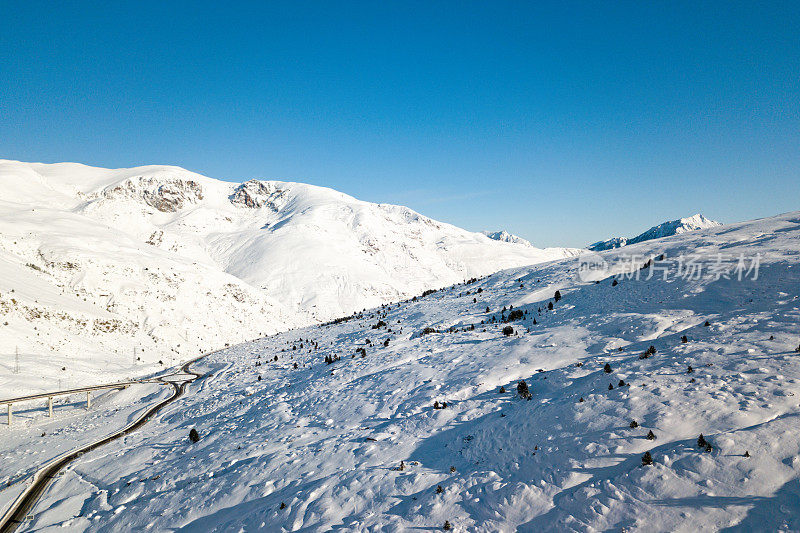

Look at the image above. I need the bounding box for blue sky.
[1,1,798,247]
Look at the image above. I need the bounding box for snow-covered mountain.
[0,160,578,394]
[588,214,722,251]
[482,230,532,246]
[10,210,800,531]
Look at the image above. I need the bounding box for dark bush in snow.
[687,365,693,373]
[517,380,532,400]
[547,301,553,310]
[502,326,514,336]
[554,290,561,302]
[612,278,618,286]
[604,363,612,373]
[704,320,711,327]
[681,335,688,343]
[279,502,286,510]
[436,485,444,494]
[498,386,506,393]
[507,309,523,321]
[443,520,452,530]
[421,327,438,336]
[630,420,639,428]
[641,451,653,466]
[189,428,200,443]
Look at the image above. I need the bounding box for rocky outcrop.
[102,176,204,212]
[230,180,288,211]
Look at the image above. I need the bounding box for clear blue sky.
[2,1,798,247]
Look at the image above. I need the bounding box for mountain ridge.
[588,213,722,251]
[0,159,579,395]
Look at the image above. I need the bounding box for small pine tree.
[517,380,532,400]
[579,397,584,402]
[608,383,614,390]
[744,450,750,458]
[687,365,693,373]
[398,460,405,471]
[189,428,200,443]
[554,290,562,302]
[612,278,618,286]
[618,379,625,387]
[434,401,440,409]
[647,430,656,440]
[704,320,711,327]
[498,386,506,393]
[436,485,444,494]
[443,521,452,531]
[450,466,456,473]
[697,434,707,448]
[279,502,286,510]
[641,451,653,466]
[630,420,638,428]
[548,301,554,310]
[604,362,612,373]
[681,335,688,343]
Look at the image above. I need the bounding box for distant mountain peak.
[588,214,722,251]
[482,230,532,247]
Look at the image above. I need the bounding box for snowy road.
[0,357,209,532]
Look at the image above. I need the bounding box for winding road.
[0,355,210,532]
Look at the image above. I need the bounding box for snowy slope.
[482,230,532,247]
[0,160,577,395]
[589,214,722,251]
[17,210,800,531]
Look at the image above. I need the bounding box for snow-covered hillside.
[0,160,577,395]
[589,214,722,251]
[15,210,800,531]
